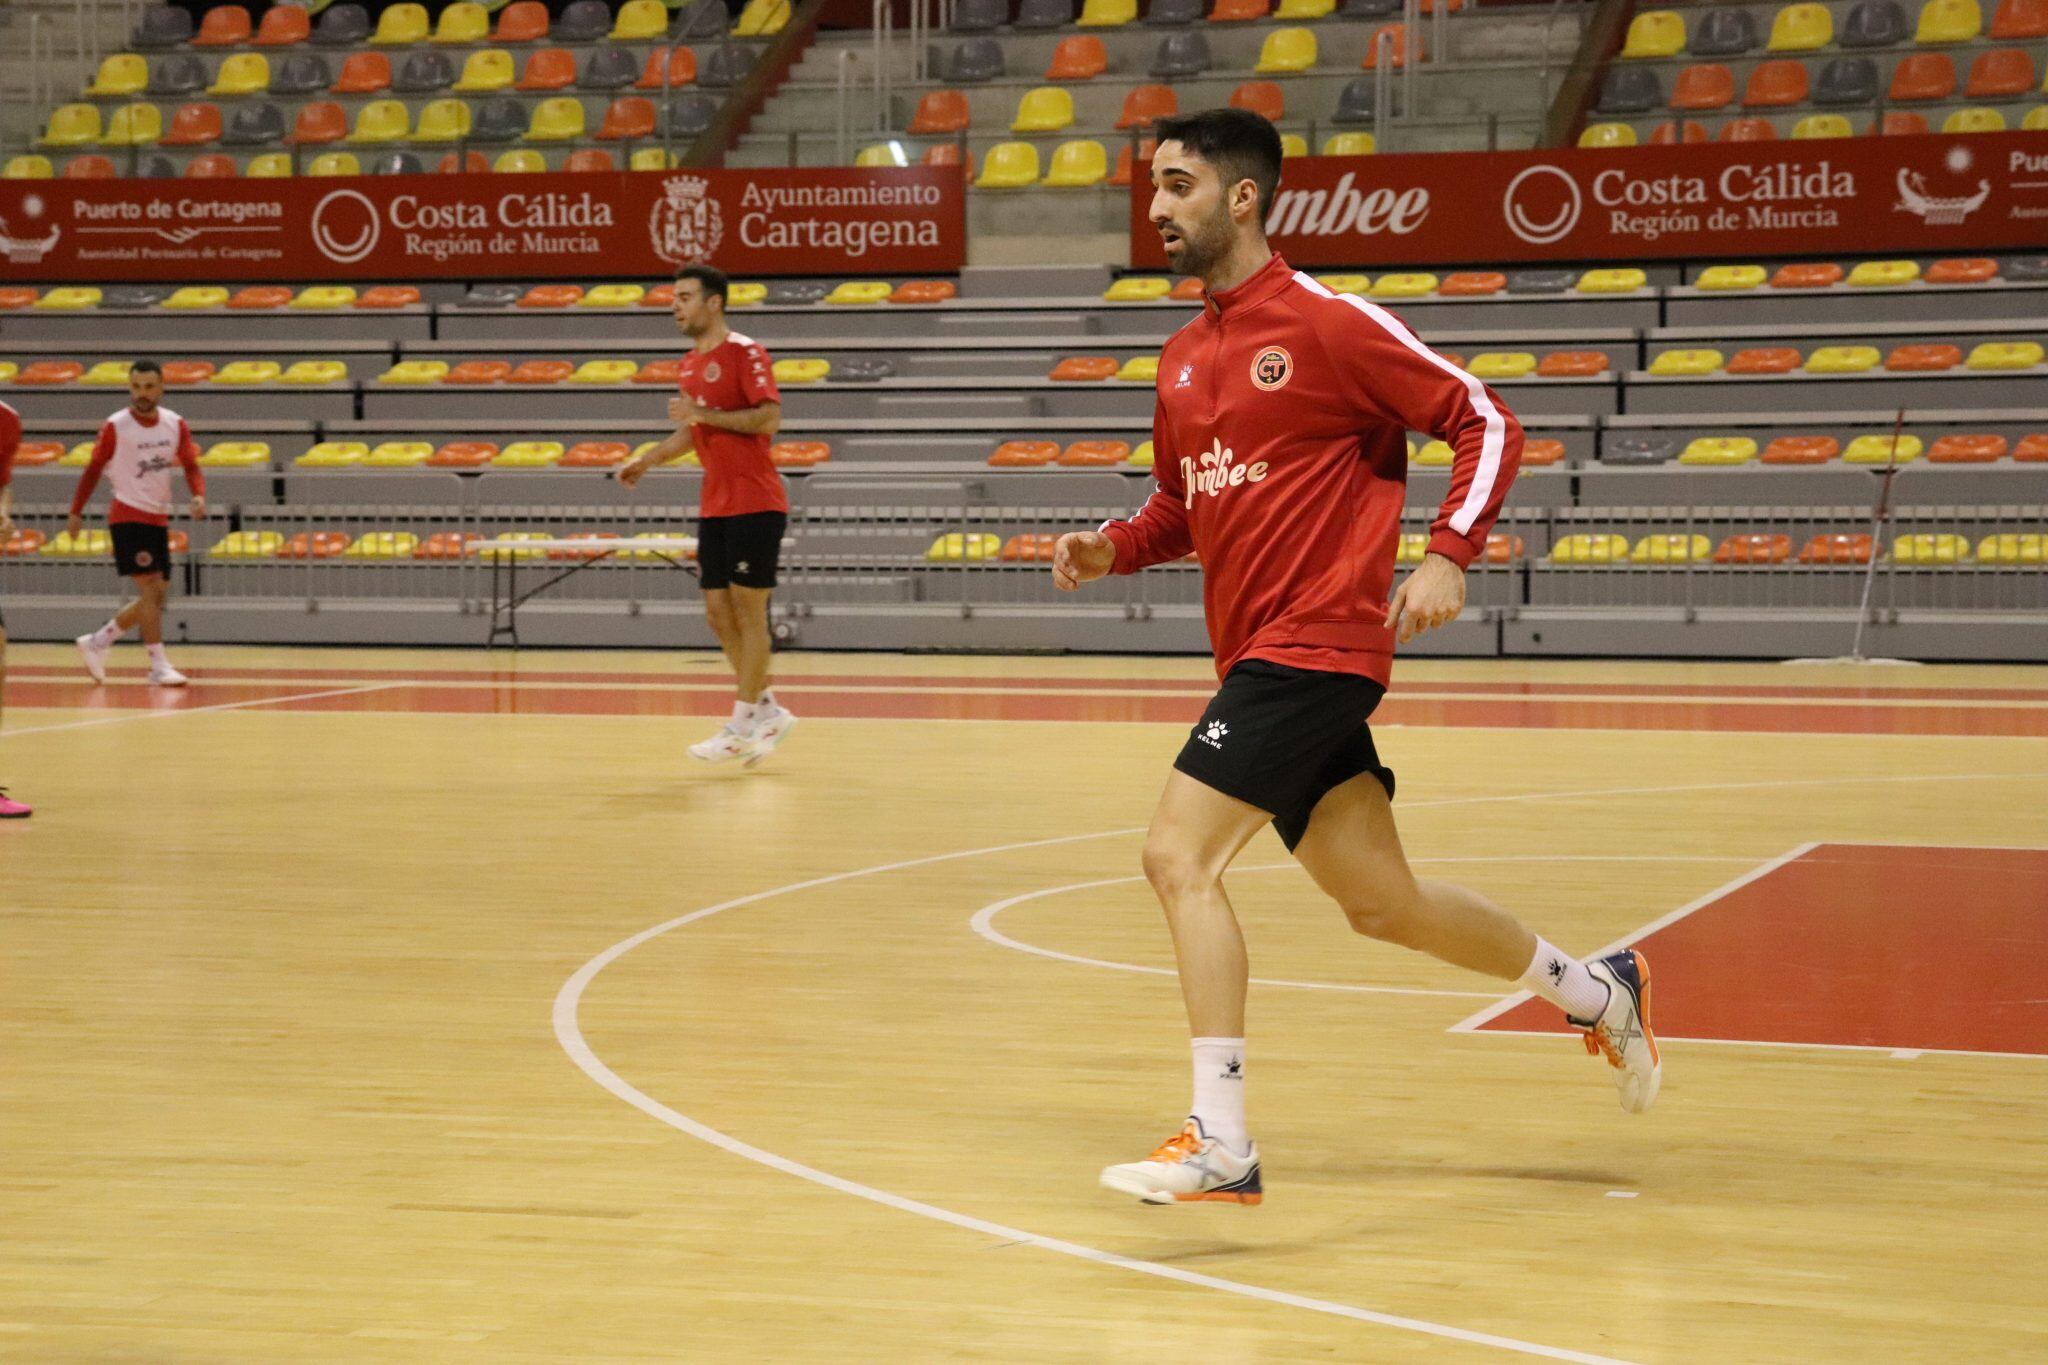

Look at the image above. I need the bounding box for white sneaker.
[688,723,756,763]
[1100,1118,1263,1205]
[147,662,189,688]
[741,707,797,767]
[75,633,109,684]
[1575,949,1661,1114]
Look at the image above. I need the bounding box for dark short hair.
[674,263,728,305]
[129,359,162,377]
[1152,108,1283,223]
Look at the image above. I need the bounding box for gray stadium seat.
[1333,75,1400,122]
[311,3,371,47]
[135,154,177,180]
[701,44,757,89]
[1840,0,1909,48]
[147,53,208,97]
[394,51,455,94]
[469,98,528,143]
[1597,66,1662,114]
[1687,8,1757,56]
[945,38,1006,83]
[672,0,729,40]
[581,48,641,90]
[1604,435,1679,465]
[1015,0,1073,28]
[1507,269,1577,294]
[1812,56,1879,105]
[222,102,288,146]
[373,152,425,175]
[950,0,1007,31]
[464,284,523,308]
[1145,0,1204,25]
[767,281,830,304]
[1150,31,1211,79]
[103,286,168,308]
[273,52,334,95]
[131,5,194,49]
[555,0,614,42]
[832,357,898,383]
[2003,257,2048,282]
[1341,0,1401,15]
[665,92,720,136]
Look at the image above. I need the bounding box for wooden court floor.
[2,646,2045,1363]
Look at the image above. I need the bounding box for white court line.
[0,682,408,739]
[970,856,1762,1002]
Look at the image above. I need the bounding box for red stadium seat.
[254,4,311,46]
[63,156,118,179]
[1440,271,1506,296]
[333,53,392,94]
[1363,24,1418,69]
[1228,81,1285,123]
[1116,85,1178,130]
[1742,59,1810,107]
[517,49,577,92]
[987,440,1060,466]
[1210,0,1272,19]
[428,442,498,467]
[1762,435,1839,464]
[1925,257,1998,284]
[1728,347,1803,373]
[1798,533,1873,564]
[496,1,552,41]
[1990,0,2048,35]
[1888,53,1956,101]
[1049,357,1119,381]
[598,98,656,140]
[638,46,697,89]
[228,285,292,309]
[290,102,349,143]
[1964,48,2035,97]
[642,283,676,307]
[183,154,238,178]
[1671,63,1735,109]
[0,288,37,310]
[1649,119,1710,143]
[162,103,225,146]
[10,441,64,467]
[193,5,253,46]
[1886,344,1963,372]
[1769,262,1842,288]
[1714,534,1793,564]
[1927,434,2008,462]
[1717,117,1778,140]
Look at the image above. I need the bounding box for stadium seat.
[194,5,253,46]
[1649,348,1724,375]
[156,358,213,385]
[595,96,656,140]
[1714,534,1792,563]
[1768,262,1841,288]
[701,45,757,88]
[1020,0,1078,26]
[1050,356,1119,381]
[1552,535,1631,564]
[854,143,903,167]
[250,3,309,46]
[100,105,164,147]
[1965,47,2035,95]
[378,359,450,385]
[428,1,487,43]
[348,99,411,143]
[957,0,1006,22]
[1538,351,1609,377]
[733,0,794,36]
[352,286,419,310]
[1977,533,2046,563]
[908,91,971,135]
[1105,277,1171,302]
[392,50,454,93]
[1690,7,1758,54]
[552,0,612,41]
[989,440,1060,466]
[1599,66,1663,113]
[1921,257,1998,286]
[11,359,82,383]
[277,530,354,559]
[1991,0,2048,33]
[1578,122,1638,147]
[1813,55,1881,104]
[574,284,641,309]
[587,50,648,92]
[0,156,50,179]
[41,105,104,148]
[344,533,422,559]
[1846,259,1919,287]
[1744,59,1810,104]
[926,533,1003,562]
[444,360,512,384]
[636,46,697,90]
[1966,341,2046,369]
[1604,434,1678,465]
[1893,533,1971,564]
[1211,0,1272,18]
[159,103,224,148]
[1126,440,1157,467]
[406,99,470,142]
[1033,138,1107,189]
[1578,267,1648,293]
[999,534,1061,563]
[727,282,769,307]
[1013,87,1076,133]
[1763,435,1839,463]
[196,440,271,469]
[208,530,284,559]
[1680,436,1759,464]
[1796,533,1873,563]
[976,141,1041,187]
[566,359,637,385]
[524,98,585,141]
[59,155,116,179]
[463,97,525,143]
[1371,272,1436,297]
[89,55,150,98]
[555,442,630,470]
[1078,0,1140,25]
[493,442,564,468]
[290,285,357,312]
[1806,345,1882,372]
[1118,84,1179,127]
[1844,433,1923,462]
[2017,106,2047,129]
[1838,0,1910,46]
[211,360,291,385]
[1622,10,1686,57]
[296,441,368,468]
[423,442,496,468]
[146,51,209,97]
[1890,52,1956,98]
[1927,433,2007,461]
[1148,29,1211,77]
[1671,63,1735,108]
[221,101,289,147]
[1256,27,1318,72]
[1942,107,2006,131]
[162,286,227,310]
[1696,264,1766,290]
[2009,432,2048,460]
[1313,131,1371,155]
[308,151,359,176]
[1728,346,1803,373]
[1720,116,1779,139]
[311,3,371,47]
[1363,23,1415,67]
[1405,441,1451,467]
[1314,274,1368,295]
[363,440,430,468]
[288,102,347,145]
[772,358,831,384]
[131,5,196,50]
[1117,356,1160,382]
[1422,271,1501,298]
[1107,139,1149,185]
[1640,119,1696,141]
[1060,439,1132,466]
[1769,2,1835,48]
[1462,352,1534,382]
[519,49,577,92]
[945,38,1005,83]
[228,285,292,309]
[890,280,956,304]
[455,50,515,92]
[1276,0,1336,15]
[1042,35,1108,81]
[79,361,133,387]
[1915,0,1983,41]
[1633,534,1713,563]
[371,3,430,44]
[1791,113,1853,137]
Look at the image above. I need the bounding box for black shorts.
[696,511,785,591]
[112,522,172,579]
[1173,659,1397,853]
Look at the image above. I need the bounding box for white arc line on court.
[0,682,408,739]
[970,856,1762,1001]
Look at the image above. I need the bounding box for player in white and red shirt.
[1055,112,1659,1206]
[66,360,206,688]
[0,398,32,816]
[619,263,796,765]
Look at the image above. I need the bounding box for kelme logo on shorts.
[1250,346,1292,391]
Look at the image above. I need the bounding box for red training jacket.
[1100,253,1523,687]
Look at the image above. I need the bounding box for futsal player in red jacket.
[1055,111,1660,1206]
[0,398,31,817]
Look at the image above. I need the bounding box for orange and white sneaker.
[1100,1118,1262,1205]
[1575,949,1661,1114]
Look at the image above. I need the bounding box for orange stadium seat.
[510,359,574,383]
[63,156,117,179]
[1763,435,1840,463]
[1,529,48,555]
[228,285,293,308]
[1048,35,1108,79]
[1536,351,1609,377]
[1927,433,2008,461]
[279,531,351,559]
[1363,23,1417,68]
[445,360,513,384]
[194,5,253,46]
[548,533,619,562]
[0,288,37,309]
[1439,271,1506,296]
[771,441,832,467]
[923,142,972,175]
[255,3,311,46]
[988,440,1060,466]
[1798,533,1874,564]
[1049,356,1119,381]
[562,442,631,468]
[1171,277,1206,301]
[1484,534,1526,563]
[1925,257,1998,284]
[1649,119,1709,143]
[633,359,681,384]
[638,46,697,89]
[184,154,237,178]
[911,90,970,134]
[890,280,956,304]
[496,1,551,41]
[1744,59,1810,105]
[428,442,498,467]
[1672,63,1735,109]
[1889,53,1957,99]
[162,102,225,146]
[1001,534,1061,562]
[598,98,657,140]
[1109,137,1156,186]
[1718,117,1777,140]
[2013,434,2048,461]
[16,361,85,384]
[1060,439,1131,466]
[1520,438,1567,466]
[1117,84,1178,129]
[10,441,65,467]
[162,360,216,385]
[1873,111,1931,135]
[356,286,421,309]
[290,102,349,143]
[1211,0,1271,18]
[415,531,481,560]
[1728,347,1804,374]
[1887,344,1963,372]
[518,284,582,308]
[1714,534,1793,564]
[1229,81,1285,122]
[438,151,490,174]
[517,49,577,92]
[334,52,392,94]
[1991,0,2048,35]
[1770,262,1842,288]
[1966,47,2036,96]
[641,284,675,307]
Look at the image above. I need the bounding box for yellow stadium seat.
[1791,113,1852,138]
[61,442,96,467]
[1315,274,1369,294]
[41,529,114,558]
[3,155,52,179]
[854,143,903,167]
[308,152,360,176]
[1844,433,1924,463]
[568,359,637,384]
[88,54,150,97]
[581,284,646,308]
[1551,534,1631,564]
[1076,0,1138,26]
[208,53,271,96]
[526,98,585,141]
[246,153,293,178]
[976,141,1041,188]
[1680,436,1759,465]
[40,105,102,148]
[493,150,547,173]
[1892,533,1970,564]
[33,286,100,311]
[366,442,432,467]
[80,361,133,386]
[1768,2,1834,49]
[1806,345,1882,372]
[773,358,831,384]
[434,1,491,42]
[1044,139,1108,187]
[100,104,163,147]
[1621,10,1686,57]
[1105,277,1170,302]
[477,531,552,560]
[1976,533,2046,564]
[1942,107,2005,133]
[414,99,474,143]
[1256,28,1318,74]
[1965,341,2045,370]
[200,441,271,468]
[296,442,369,468]
[290,286,357,310]
[823,280,892,305]
[630,147,678,171]
[1914,0,1982,43]
[1012,87,1075,133]
[1632,534,1713,563]
[1128,440,1154,467]
[454,50,514,93]
[1578,122,1638,148]
[1276,0,1337,16]
[1696,265,1766,290]
[610,0,670,38]
[280,360,348,384]
[2023,106,2048,132]
[371,2,431,44]
[1371,273,1437,297]
[1578,267,1648,293]
[1466,353,1536,380]
[727,282,768,307]
[1649,348,1724,375]
[1279,133,1309,157]
[1395,533,1429,563]
[348,100,411,144]
[1322,132,1375,155]
[1412,440,1455,466]
[1117,355,1160,383]
[732,0,792,36]
[0,363,15,382]
[1846,260,1919,287]
[345,532,421,559]
[925,533,1004,562]
[164,286,229,309]
[492,442,564,467]
[379,360,450,384]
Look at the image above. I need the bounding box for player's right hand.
[65,513,82,539]
[617,458,650,489]
[1052,531,1116,591]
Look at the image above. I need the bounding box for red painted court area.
[1478,845,2048,1057]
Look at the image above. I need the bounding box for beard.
[1162,211,1234,279]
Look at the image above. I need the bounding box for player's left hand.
[1386,552,1466,644]
[667,396,700,426]
[189,495,207,520]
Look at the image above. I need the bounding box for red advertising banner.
[1131,133,2048,268]
[0,166,966,282]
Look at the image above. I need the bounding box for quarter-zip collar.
[1203,252,1293,320]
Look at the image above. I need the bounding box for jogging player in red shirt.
[1057,111,1659,1207]
[619,264,797,765]
[0,397,32,817]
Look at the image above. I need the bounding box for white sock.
[1189,1036,1248,1154]
[92,620,123,648]
[752,689,778,716]
[729,699,755,731]
[1519,937,1611,1022]
[146,643,170,669]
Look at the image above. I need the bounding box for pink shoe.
[0,789,31,819]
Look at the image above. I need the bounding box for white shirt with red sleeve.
[1099,252,1523,687]
[69,405,205,527]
